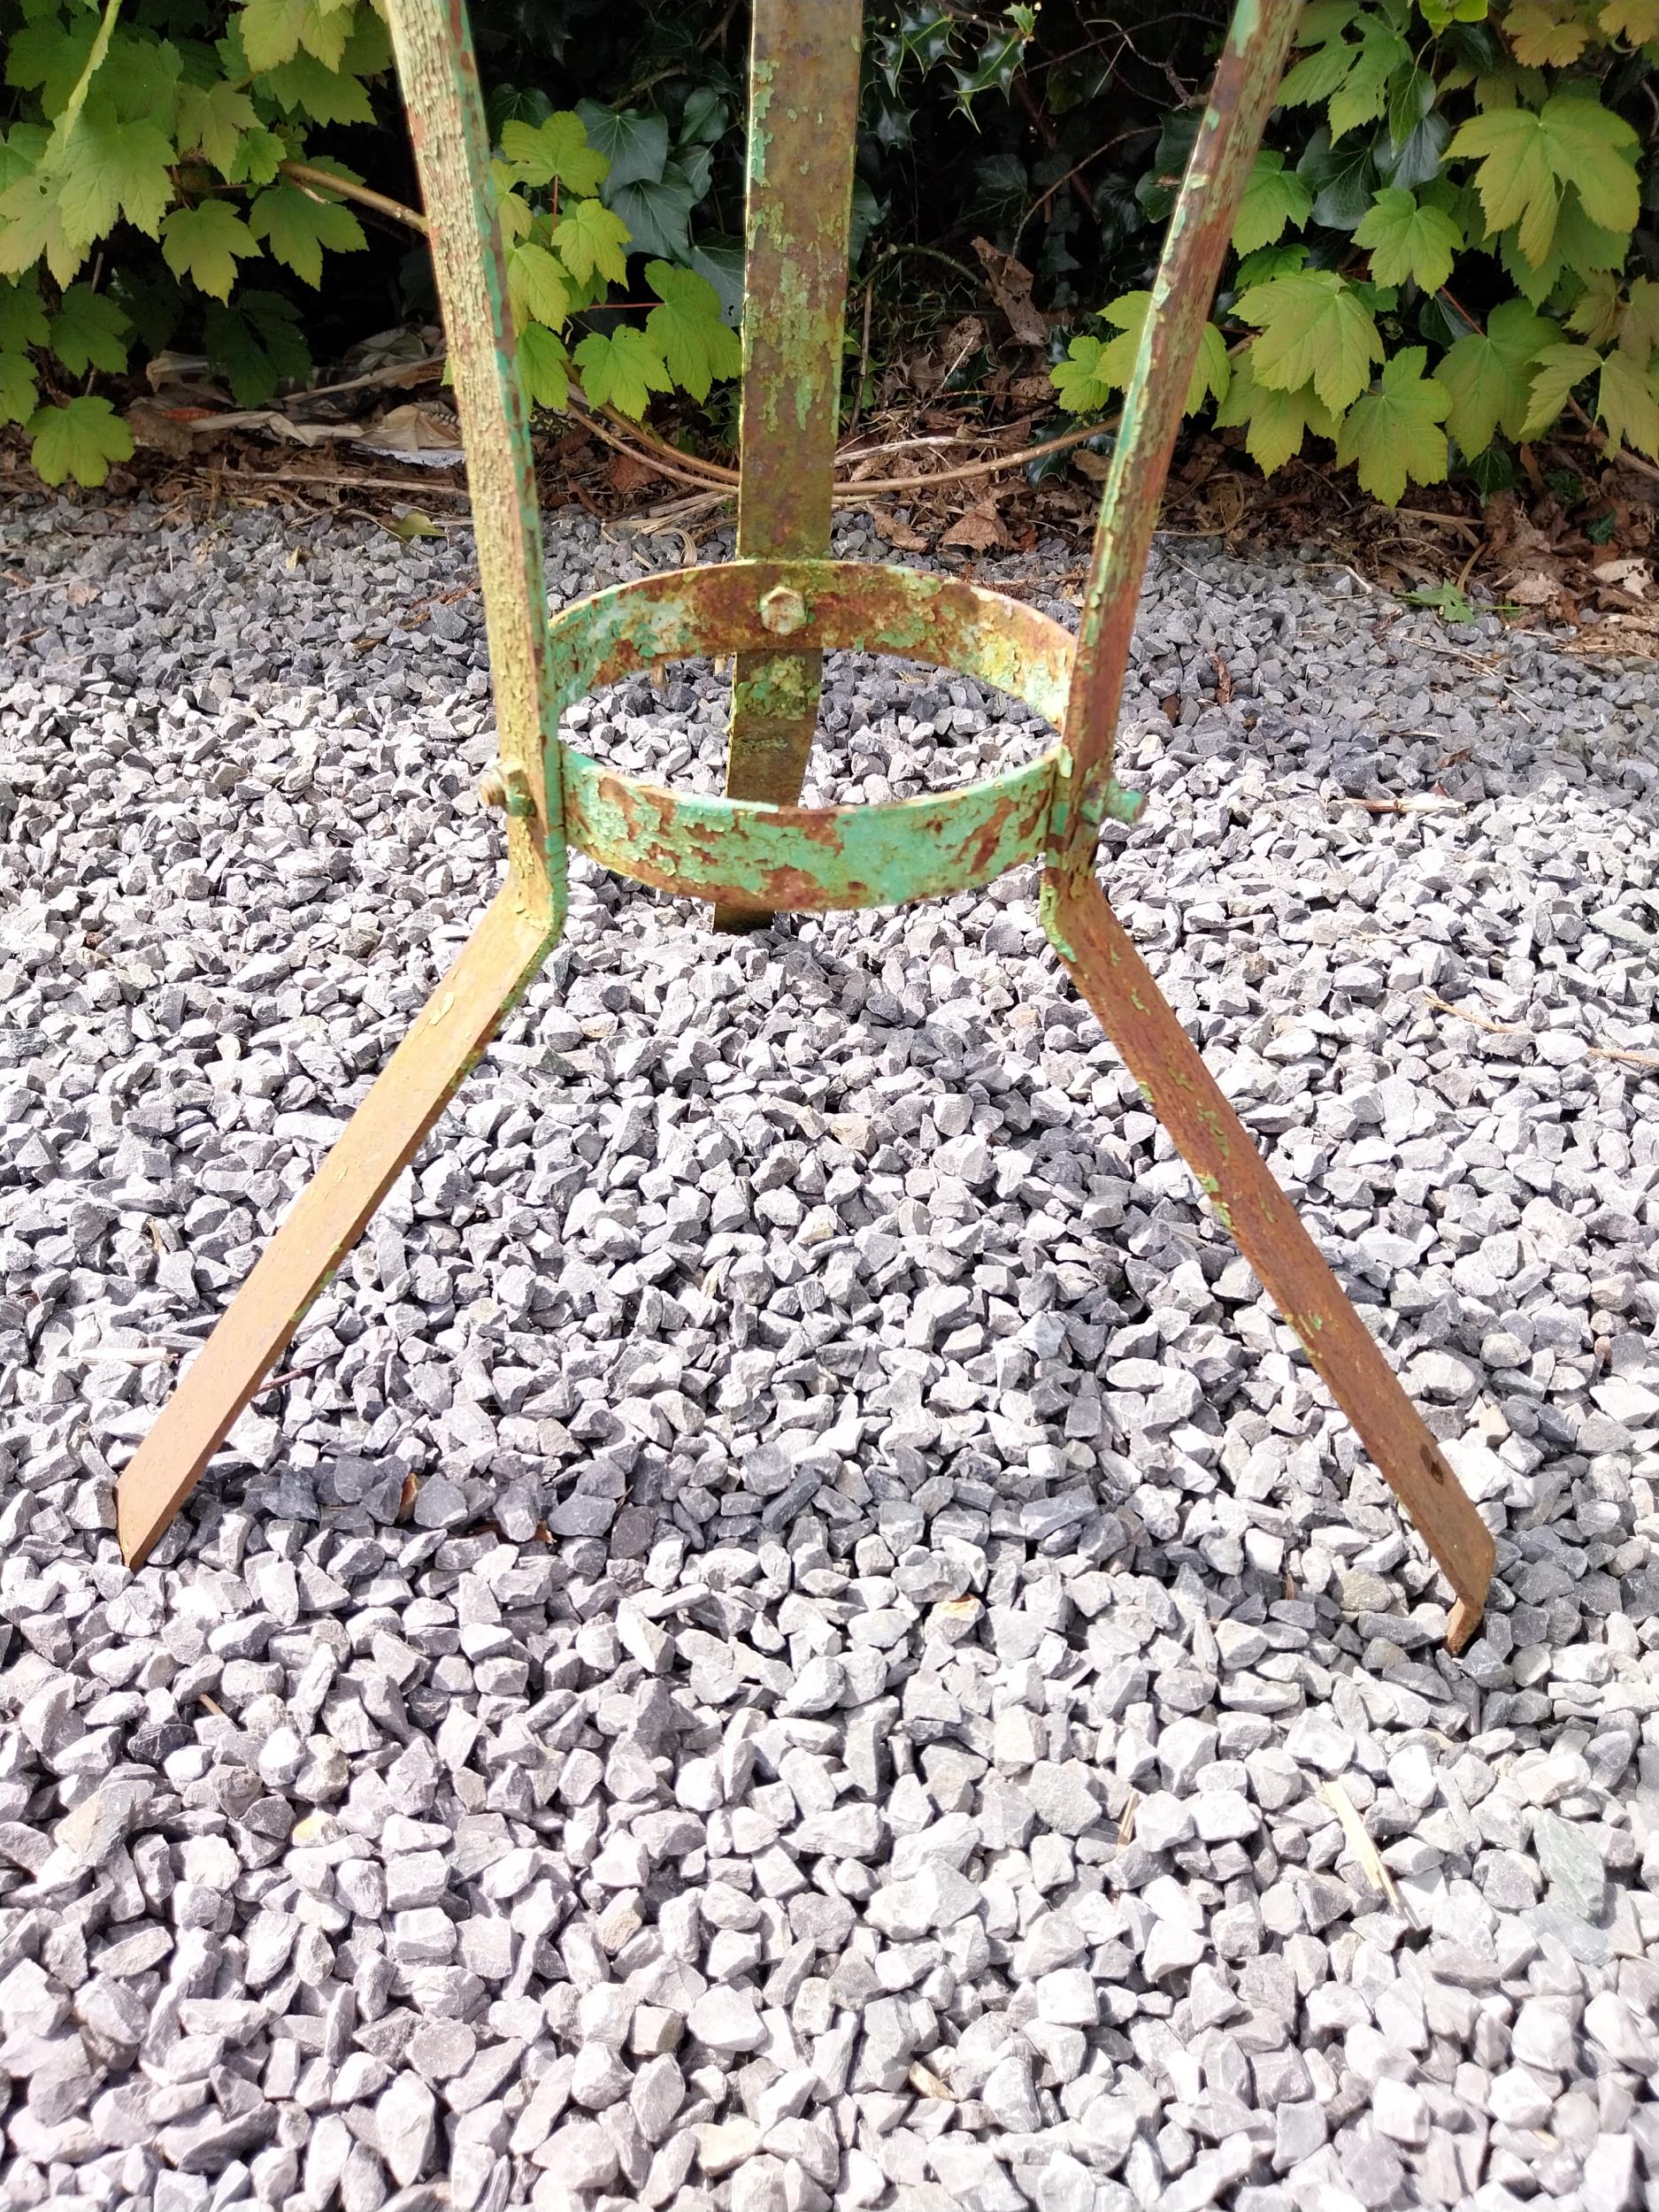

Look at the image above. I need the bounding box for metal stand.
[115,0,1494,1652]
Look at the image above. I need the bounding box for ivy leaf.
[1448,94,1640,267]
[260,53,374,127]
[572,104,665,192]
[249,181,365,285]
[175,81,259,180]
[606,163,700,264]
[1215,347,1341,474]
[27,394,133,487]
[228,127,287,188]
[1235,270,1382,411]
[551,197,630,285]
[506,241,569,330]
[162,201,259,301]
[58,114,176,246]
[0,350,38,427]
[0,273,51,352]
[1520,342,1603,438]
[1599,0,1659,33]
[572,326,671,419]
[518,320,571,409]
[1507,0,1592,62]
[1334,345,1449,503]
[1353,188,1463,292]
[49,281,130,374]
[501,112,610,196]
[1231,151,1312,256]
[1596,350,1659,459]
[642,260,740,401]
[203,287,311,404]
[1434,297,1554,453]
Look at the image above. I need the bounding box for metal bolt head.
[477,766,507,810]
[759,584,808,638]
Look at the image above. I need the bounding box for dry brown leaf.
[1071,447,1110,482]
[1505,569,1563,606]
[1594,557,1650,597]
[971,236,1048,347]
[607,450,657,496]
[370,402,462,453]
[874,509,932,551]
[941,499,1007,551]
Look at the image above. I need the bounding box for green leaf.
[1215,347,1341,474]
[50,0,122,146]
[161,200,259,301]
[1433,297,1554,453]
[1520,342,1602,438]
[1231,151,1312,256]
[260,53,374,127]
[1595,350,1659,459]
[1334,345,1450,503]
[1050,333,1114,415]
[1566,273,1620,349]
[1448,94,1640,269]
[49,281,129,373]
[506,241,569,330]
[1404,580,1478,623]
[0,273,51,352]
[388,508,442,541]
[572,325,671,419]
[1235,271,1382,411]
[1296,128,1377,231]
[7,18,100,119]
[27,393,133,486]
[517,319,570,409]
[58,113,175,245]
[501,112,609,196]
[1620,279,1659,365]
[573,102,665,191]
[551,196,630,285]
[1233,243,1309,289]
[606,162,700,264]
[203,287,310,404]
[0,350,38,427]
[642,260,739,401]
[228,127,286,188]
[1354,189,1463,293]
[248,180,365,285]
[241,0,350,74]
[1327,20,1411,142]
[0,165,86,288]
[175,80,259,180]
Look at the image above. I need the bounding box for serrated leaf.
[175,80,259,180]
[7,19,99,119]
[1566,273,1621,349]
[1448,94,1640,268]
[58,113,175,245]
[241,0,349,73]
[0,165,86,288]
[49,281,129,373]
[1278,42,1356,109]
[1215,347,1341,474]
[1353,188,1463,292]
[1596,349,1659,458]
[1434,296,1554,452]
[1507,0,1591,62]
[162,200,259,301]
[27,393,133,486]
[1327,21,1411,142]
[1334,345,1449,503]
[1235,270,1382,411]
[572,325,670,419]
[1520,342,1602,437]
[202,287,310,403]
[642,259,739,401]
[248,180,365,284]
[1619,278,1659,365]
[518,319,570,409]
[0,273,51,352]
[506,241,569,330]
[551,196,629,285]
[1050,333,1114,414]
[50,0,121,147]
[1600,0,1659,33]
[228,127,286,188]
[0,350,38,426]
[1231,150,1312,256]
[1233,242,1309,288]
[260,52,374,126]
[501,112,609,197]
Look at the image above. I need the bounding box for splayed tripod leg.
[1041,869,1494,1652]
[115,892,558,1570]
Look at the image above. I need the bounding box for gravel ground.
[3,487,1659,2212]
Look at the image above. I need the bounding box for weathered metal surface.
[114,0,1492,1647]
[718,0,862,925]
[1041,872,1495,1651]
[1048,0,1304,882]
[115,892,557,1570]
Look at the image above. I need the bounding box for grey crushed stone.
[2,484,1659,2212]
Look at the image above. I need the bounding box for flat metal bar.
[386,0,566,908]
[1048,0,1302,876]
[1042,872,1494,1650]
[716,0,862,925]
[116,892,558,1569]
[565,749,1054,912]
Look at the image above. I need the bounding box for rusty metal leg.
[1041,870,1494,1651]
[115,892,557,1568]
[711,0,861,930]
